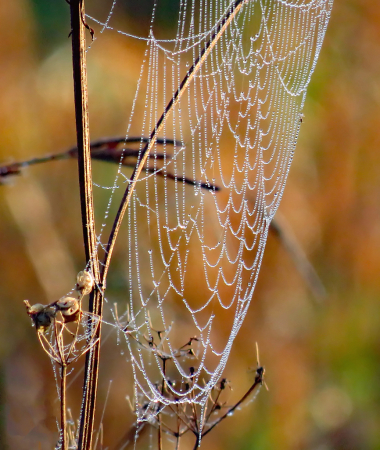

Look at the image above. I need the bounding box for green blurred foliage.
[1,1,380,449]
[29,0,69,56]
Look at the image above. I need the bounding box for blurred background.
[1,1,380,449]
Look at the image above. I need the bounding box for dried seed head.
[76,270,94,295]
[55,297,80,323]
[24,300,56,333]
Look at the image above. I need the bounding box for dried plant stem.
[69,1,101,450]
[198,370,264,443]
[0,137,179,177]
[158,415,163,450]
[175,434,180,450]
[101,0,247,283]
[70,1,98,270]
[61,363,68,450]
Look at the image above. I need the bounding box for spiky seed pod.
[76,270,94,295]
[55,297,80,323]
[24,300,56,333]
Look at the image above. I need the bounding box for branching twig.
[0,137,219,191]
[197,366,265,443]
[0,137,175,177]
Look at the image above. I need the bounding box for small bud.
[220,378,227,390]
[76,270,94,295]
[24,300,56,333]
[55,297,80,323]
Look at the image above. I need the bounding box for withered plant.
[4,0,333,449]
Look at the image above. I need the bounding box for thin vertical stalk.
[158,416,163,450]
[70,3,98,268]
[61,364,68,450]
[157,358,166,450]
[69,1,101,450]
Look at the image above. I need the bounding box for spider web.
[85,0,333,422]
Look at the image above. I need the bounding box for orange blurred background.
[1,1,380,449]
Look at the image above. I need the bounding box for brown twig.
[61,363,68,450]
[70,0,98,273]
[175,408,181,450]
[0,137,174,177]
[0,137,219,191]
[204,378,228,424]
[198,366,265,443]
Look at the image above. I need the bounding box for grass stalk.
[69,1,101,449]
